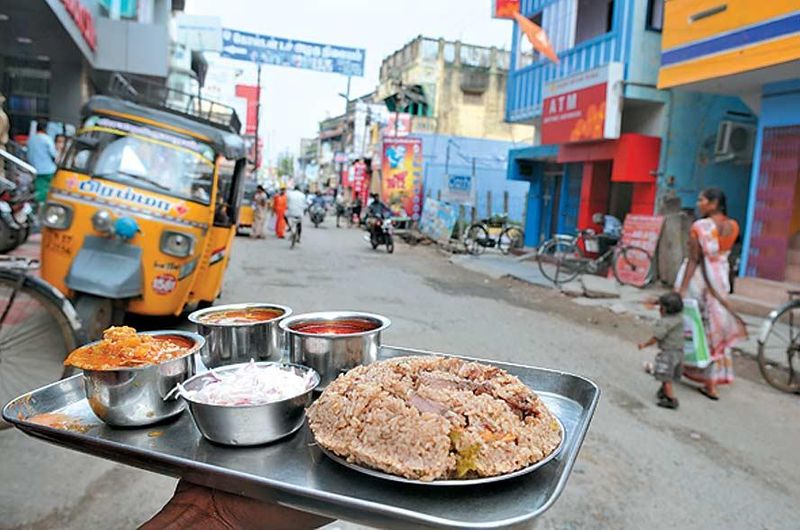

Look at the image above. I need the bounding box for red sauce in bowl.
[290,319,380,335]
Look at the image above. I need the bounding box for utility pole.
[254,63,262,178]
[338,76,351,191]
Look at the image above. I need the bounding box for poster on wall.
[383,113,412,137]
[442,174,475,205]
[614,214,664,287]
[381,137,423,220]
[541,62,623,145]
[419,198,459,242]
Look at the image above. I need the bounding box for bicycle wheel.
[612,245,654,287]
[464,224,489,255]
[758,301,800,393]
[498,227,524,255]
[0,271,82,426]
[537,238,583,285]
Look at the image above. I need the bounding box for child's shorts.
[654,349,683,382]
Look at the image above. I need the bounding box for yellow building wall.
[658,0,800,89]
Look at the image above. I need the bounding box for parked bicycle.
[0,257,84,425]
[464,215,524,255]
[537,229,654,287]
[757,290,800,394]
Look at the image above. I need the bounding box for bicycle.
[757,290,800,394]
[0,257,84,426]
[464,215,524,256]
[288,216,302,249]
[537,229,654,287]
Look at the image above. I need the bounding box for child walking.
[639,292,685,409]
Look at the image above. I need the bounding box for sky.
[186,0,515,166]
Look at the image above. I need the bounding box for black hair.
[701,187,727,215]
[658,292,684,315]
[36,122,47,132]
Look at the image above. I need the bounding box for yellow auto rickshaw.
[40,92,248,339]
[236,180,258,235]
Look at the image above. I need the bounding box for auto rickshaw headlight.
[91,210,114,234]
[160,230,195,258]
[42,203,72,230]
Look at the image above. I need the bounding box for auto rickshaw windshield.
[63,117,217,205]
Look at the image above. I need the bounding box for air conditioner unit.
[714,120,755,162]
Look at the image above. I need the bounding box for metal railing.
[106,73,242,134]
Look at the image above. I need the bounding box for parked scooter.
[0,176,35,253]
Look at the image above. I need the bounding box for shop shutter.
[747,126,800,281]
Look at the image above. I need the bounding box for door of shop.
[747,126,800,281]
[541,166,562,239]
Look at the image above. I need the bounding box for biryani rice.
[307,356,562,481]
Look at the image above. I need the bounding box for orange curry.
[64,326,191,370]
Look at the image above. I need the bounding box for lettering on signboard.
[61,0,97,51]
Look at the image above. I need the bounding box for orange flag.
[513,12,559,64]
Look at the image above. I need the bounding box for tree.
[277,153,295,177]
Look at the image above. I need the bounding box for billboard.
[541,63,623,145]
[381,137,423,220]
[442,174,475,205]
[221,28,365,77]
[419,198,459,242]
[492,0,520,19]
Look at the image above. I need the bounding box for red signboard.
[615,214,664,287]
[542,63,623,145]
[234,84,260,135]
[492,0,520,19]
[61,0,97,51]
[381,137,423,219]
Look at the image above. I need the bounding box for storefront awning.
[507,144,559,181]
[557,133,661,183]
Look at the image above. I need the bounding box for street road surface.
[1,226,797,529]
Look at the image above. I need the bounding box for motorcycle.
[366,215,395,254]
[309,203,325,228]
[0,176,35,253]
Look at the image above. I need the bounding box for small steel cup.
[180,362,319,446]
[188,303,292,368]
[81,330,203,427]
[279,311,391,390]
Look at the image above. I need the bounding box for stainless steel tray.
[2,346,600,530]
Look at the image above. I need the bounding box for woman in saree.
[677,188,747,400]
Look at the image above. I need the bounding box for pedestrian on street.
[251,185,268,239]
[27,122,57,208]
[273,187,287,239]
[286,185,307,243]
[676,187,747,401]
[639,292,685,409]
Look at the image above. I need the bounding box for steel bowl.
[180,362,319,446]
[81,330,204,427]
[188,303,292,368]
[279,311,391,390]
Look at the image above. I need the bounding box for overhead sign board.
[221,28,365,77]
[442,174,475,205]
[541,62,623,145]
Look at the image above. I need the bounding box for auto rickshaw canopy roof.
[82,96,248,160]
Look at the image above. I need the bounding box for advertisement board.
[419,198,459,242]
[221,28,365,77]
[175,14,222,52]
[541,63,623,145]
[381,137,423,220]
[442,174,475,205]
[383,113,411,137]
[492,0,520,19]
[614,214,664,287]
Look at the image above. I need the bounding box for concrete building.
[377,36,532,142]
[0,0,175,138]
[505,0,754,248]
[657,0,800,307]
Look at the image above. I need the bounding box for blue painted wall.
[741,79,800,275]
[660,91,755,226]
[418,133,530,223]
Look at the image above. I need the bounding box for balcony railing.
[506,32,621,123]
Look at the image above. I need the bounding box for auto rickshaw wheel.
[74,295,114,342]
